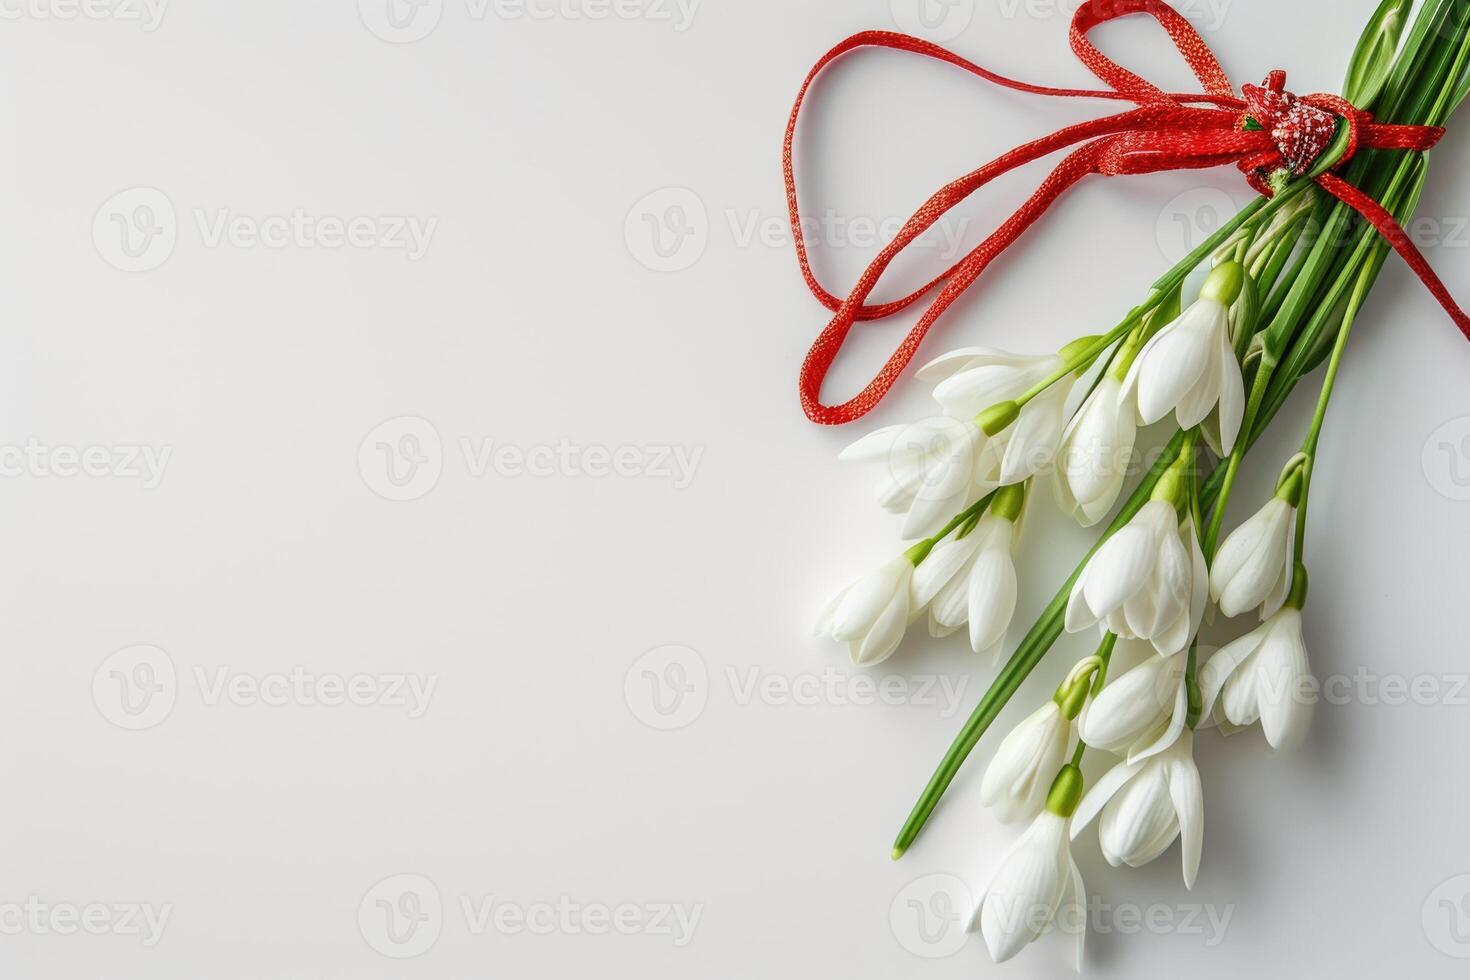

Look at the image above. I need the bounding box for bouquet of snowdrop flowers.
[813,0,1470,965]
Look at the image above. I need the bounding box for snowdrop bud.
[1053,376,1138,527]
[1070,731,1203,888]
[970,805,1086,966]
[814,556,916,667]
[1122,266,1246,454]
[980,702,1070,824]
[909,509,1020,656]
[1199,604,1314,749]
[1209,474,1301,620]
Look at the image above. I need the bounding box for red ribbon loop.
[787,0,1465,425]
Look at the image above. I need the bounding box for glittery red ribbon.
[786,0,1464,426]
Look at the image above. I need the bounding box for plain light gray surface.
[2,0,1470,976]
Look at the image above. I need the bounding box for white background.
[3,0,1470,976]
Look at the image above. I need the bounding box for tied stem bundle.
[807,0,1470,966]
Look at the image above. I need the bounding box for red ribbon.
[786,0,1467,426]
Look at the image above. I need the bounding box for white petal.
[1071,759,1143,836]
[1171,315,1224,429]
[968,547,1018,654]
[1098,763,1177,868]
[829,559,908,641]
[1080,522,1159,619]
[1256,610,1313,748]
[978,814,1067,963]
[1081,655,1170,758]
[851,589,909,666]
[917,346,1037,383]
[1060,857,1087,972]
[1000,382,1071,484]
[1198,627,1264,722]
[1133,304,1219,425]
[1167,740,1204,888]
[1127,661,1189,764]
[1215,326,1245,454]
[838,424,905,463]
[813,584,850,637]
[1213,499,1293,618]
[1261,527,1296,621]
[1064,572,1099,633]
[910,535,980,609]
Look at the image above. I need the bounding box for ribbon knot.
[785,0,1468,426]
[1241,71,1341,177]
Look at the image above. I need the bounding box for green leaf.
[1344,0,1415,110]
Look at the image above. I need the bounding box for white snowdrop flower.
[1122,262,1246,454]
[839,415,987,540]
[980,655,1099,823]
[924,345,1081,487]
[1079,647,1191,763]
[970,767,1087,967]
[1070,730,1204,888]
[1054,374,1138,526]
[1200,594,1315,749]
[1209,472,1301,620]
[980,701,1071,824]
[814,556,917,667]
[909,485,1024,655]
[1065,477,1208,657]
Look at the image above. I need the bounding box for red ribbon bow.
[786,0,1467,425]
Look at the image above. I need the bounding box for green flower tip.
[903,539,935,567]
[990,482,1026,523]
[1044,764,1085,818]
[1058,335,1102,375]
[1286,563,1309,610]
[977,400,1020,437]
[1201,261,1246,306]
[1275,468,1306,507]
